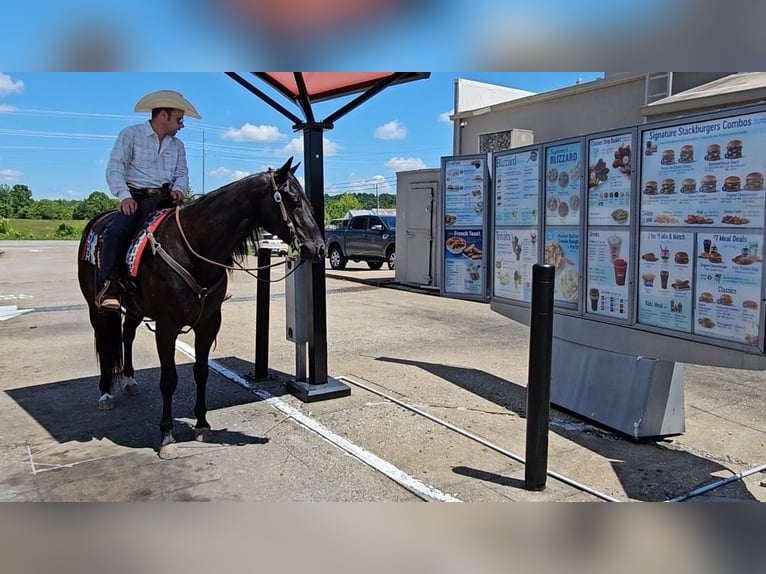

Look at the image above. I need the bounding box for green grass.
[0,219,87,239]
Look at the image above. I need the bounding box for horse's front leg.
[154,322,181,460]
[192,311,222,443]
[121,313,142,396]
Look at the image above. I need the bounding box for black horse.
[77,157,325,459]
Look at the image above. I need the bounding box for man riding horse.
[96,89,201,311]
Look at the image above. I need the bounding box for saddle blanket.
[80,208,173,277]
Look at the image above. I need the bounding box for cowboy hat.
[134,90,201,119]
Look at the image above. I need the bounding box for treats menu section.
[492,148,541,303]
[543,140,583,309]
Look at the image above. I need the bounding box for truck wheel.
[328,246,347,270]
[387,250,396,270]
[367,261,384,270]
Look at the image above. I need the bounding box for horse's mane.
[183,173,267,266]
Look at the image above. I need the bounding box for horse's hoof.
[122,377,140,396]
[158,443,179,460]
[98,393,115,410]
[195,428,211,442]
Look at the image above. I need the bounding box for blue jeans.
[97,194,153,289]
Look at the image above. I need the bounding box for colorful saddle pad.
[80,208,173,277]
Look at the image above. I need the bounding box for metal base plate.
[286,376,351,402]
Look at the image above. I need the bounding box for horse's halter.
[268,169,302,254]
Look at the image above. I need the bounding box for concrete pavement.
[0,240,764,501]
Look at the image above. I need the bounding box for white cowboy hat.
[134,90,201,119]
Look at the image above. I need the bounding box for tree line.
[0,183,397,223]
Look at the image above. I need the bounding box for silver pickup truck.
[325,214,396,270]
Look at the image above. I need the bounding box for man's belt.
[129,184,171,197]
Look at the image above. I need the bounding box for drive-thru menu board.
[585,131,635,320]
[442,155,488,300]
[492,148,540,302]
[638,109,766,347]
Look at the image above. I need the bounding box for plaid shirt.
[105,120,189,201]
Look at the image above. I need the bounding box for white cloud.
[0,73,23,96]
[0,168,23,180]
[66,189,81,197]
[439,110,454,123]
[0,104,17,113]
[221,123,284,142]
[209,166,252,180]
[374,120,407,140]
[282,136,340,155]
[386,157,427,171]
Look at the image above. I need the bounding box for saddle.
[80,207,174,282]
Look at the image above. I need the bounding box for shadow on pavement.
[6,359,274,452]
[376,356,757,502]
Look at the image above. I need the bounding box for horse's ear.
[290,162,300,175]
[276,157,294,182]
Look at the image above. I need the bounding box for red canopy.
[255,72,430,103]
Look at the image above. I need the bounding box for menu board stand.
[550,338,685,438]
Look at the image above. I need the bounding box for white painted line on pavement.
[173,338,461,502]
[0,305,33,321]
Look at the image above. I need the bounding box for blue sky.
[0,72,604,201]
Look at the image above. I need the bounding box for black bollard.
[525,263,556,491]
[254,247,271,380]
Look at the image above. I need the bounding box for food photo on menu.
[585,229,630,318]
[444,229,484,295]
[639,111,766,229]
[545,142,582,227]
[636,231,694,333]
[543,229,580,306]
[586,133,633,226]
[493,229,537,301]
[695,232,762,346]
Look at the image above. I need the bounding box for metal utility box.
[285,258,309,343]
[395,169,441,289]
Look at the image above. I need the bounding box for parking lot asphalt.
[0,240,764,502]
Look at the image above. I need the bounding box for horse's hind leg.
[154,322,181,460]
[88,305,123,410]
[121,313,142,396]
[191,312,221,443]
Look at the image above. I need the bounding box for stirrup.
[96,281,121,311]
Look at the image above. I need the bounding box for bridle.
[269,169,302,254]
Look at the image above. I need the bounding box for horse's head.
[267,157,325,262]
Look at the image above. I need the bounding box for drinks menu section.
[494,149,540,226]
[443,229,485,296]
[543,229,580,307]
[587,133,633,226]
[586,229,631,319]
[695,232,762,346]
[640,111,766,229]
[445,157,485,228]
[544,142,582,226]
[494,228,538,302]
[637,231,695,333]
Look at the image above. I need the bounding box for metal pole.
[253,247,271,380]
[525,263,555,491]
[302,125,329,385]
